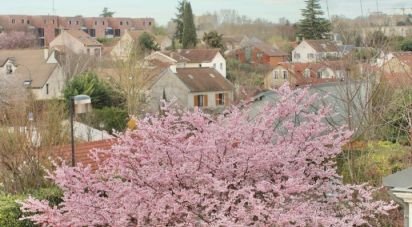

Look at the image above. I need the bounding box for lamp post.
[69,95,92,167]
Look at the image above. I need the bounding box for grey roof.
[383,167,412,189]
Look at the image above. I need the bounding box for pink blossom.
[20,85,396,226]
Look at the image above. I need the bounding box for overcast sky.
[0,0,411,25]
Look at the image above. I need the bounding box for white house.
[292,40,339,63]
[50,29,102,57]
[0,49,65,100]
[146,49,227,78]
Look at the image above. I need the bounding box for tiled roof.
[252,41,288,57]
[175,48,220,63]
[65,29,102,46]
[304,40,339,52]
[176,68,234,92]
[392,52,412,66]
[55,139,116,170]
[0,49,58,88]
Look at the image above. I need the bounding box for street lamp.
[69,95,92,167]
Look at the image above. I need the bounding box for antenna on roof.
[359,0,364,17]
[325,0,330,20]
[52,0,56,15]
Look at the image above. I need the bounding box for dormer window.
[6,64,12,74]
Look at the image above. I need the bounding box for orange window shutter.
[204,95,208,107]
[194,95,198,107]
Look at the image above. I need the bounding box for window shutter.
[194,96,198,107]
[204,95,208,107]
[224,93,229,106]
[215,94,219,105]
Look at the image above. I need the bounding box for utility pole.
[52,0,56,15]
[375,0,379,13]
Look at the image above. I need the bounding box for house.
[148,66,234,112]
[264,61,347,88]
[231,38,288,66]
[110,30,146,59]
[146,49,227,78]
[0,15,154,47]
[50,29,102,57]
[381,52,412,86]
[0,49,65,100]
[292,40,339,63]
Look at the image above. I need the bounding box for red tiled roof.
[55,139,116,170]
[392,52,412,66]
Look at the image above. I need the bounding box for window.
[52,19,55,24]
[21,19,24,24]
[213,63,216,68]
[95,21,97,26]
[69,20,72,25]
[46,84,49,95]
[27,20,30,24]
[6,64,12,74]
[317,71,322,78]
[294,53,300,59]
[44,19,46,24]
[273,70,279,79]
[199,64,202,67]
[54,28,61,37]
[11,19,15,24]
[87,48,90,55]
[283,71,288,79]
[216,93,225,106]
[194,95,208,107]
[114,29,121,37]
[94,48,101,56]
[120,21,123,26]
[37,28,45,37]
[148,21,152,26]
[76,21,79,25]
[102,21,105,25]
[307,53,314,59]
[89,29,96,37]
[220,63,223,70]
[126,21,129,25]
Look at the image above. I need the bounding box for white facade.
[292,41,339,63]
[31,67,65,100]
[182,53,227,78]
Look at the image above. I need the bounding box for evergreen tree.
[182,2,197,48]
[100,7,115,17]
[298,0,331,40]
[203,31,225,52]
[173,0,185,44]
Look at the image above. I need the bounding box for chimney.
[43,48,49,60]
[169,64,177,73]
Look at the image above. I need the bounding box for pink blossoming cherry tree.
[20,85,394,226]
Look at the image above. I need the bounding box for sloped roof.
[159,51,190,63]
[252,41,288,57]
[127,30,147,40]
[383,167,412,189]
[176,68,233,92]
[304,40,339,52]
[0,49,58,88]
[176,49,220,63]
[55,139,115,170]
[65,29,102,46]
[392,51,412,66]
